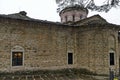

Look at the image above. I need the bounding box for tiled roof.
[6,11,31,20]
[0,11,70,26]
[0,11,119,27]
[0,11,31,20]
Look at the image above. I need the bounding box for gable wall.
[76,25,119,74]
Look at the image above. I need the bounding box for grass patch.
[0,68,102,80]
[0,68,96,76]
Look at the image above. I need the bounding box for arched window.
[65,16,68,22]
[72,15,75,22]
[108,36,115,66]
[11,46,24,66]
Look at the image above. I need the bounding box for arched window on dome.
[72,15,75,22]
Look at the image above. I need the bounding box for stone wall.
[76,24,119,74]
[0,17,119,75]
[0,18,75,72]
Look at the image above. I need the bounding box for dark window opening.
[73,15,75,21]
[12,52,23,66]
[68,53,73,64]
[110,53,115,65]
[118,31,120,40]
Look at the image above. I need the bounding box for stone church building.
[0,6,120,75]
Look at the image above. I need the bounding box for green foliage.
[0,68,96,76]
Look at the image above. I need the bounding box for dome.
[59,5,88,23]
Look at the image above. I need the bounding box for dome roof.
[59,5,88,23]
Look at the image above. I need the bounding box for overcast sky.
[0,0,120,25]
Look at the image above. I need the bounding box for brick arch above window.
[11,46,24,52]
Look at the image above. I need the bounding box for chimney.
[19,11,27,16]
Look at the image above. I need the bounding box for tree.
[56,0,120,12]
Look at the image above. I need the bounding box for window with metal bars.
[12,52,23,66]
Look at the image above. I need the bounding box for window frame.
[12,52,23,66]
[11,46,24,67]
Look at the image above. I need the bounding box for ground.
[0,68,109,80]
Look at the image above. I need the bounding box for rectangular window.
[12,52,23,66]
[109,53,115,65]
[68,53,73,64]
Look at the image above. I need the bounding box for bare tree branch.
[56,0,120,12]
